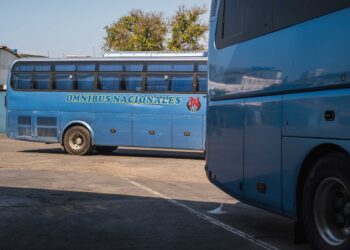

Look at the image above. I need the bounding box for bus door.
[243,96,282,212]
[206,100,244,199]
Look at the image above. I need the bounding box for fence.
[0,92,5,133]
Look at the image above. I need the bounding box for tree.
[104,10,167,51]
[167,5,208,51]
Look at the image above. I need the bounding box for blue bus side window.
[14,63,51,72]
[99,74,121,91]
[198,64,208,72]
[55,64,76,72]
[77,74,94,90]
[125,76,142,91]
[125,64,143,72]
[15,65,34,72]
[146,75,170,91]
[13,74,32,89]
[99,64,123,72]
[55,74,74,90]
[77,64,96,72]
[216,0,273,48]
[34,74,50,90]
[171,75,193,92]
[34,65,51,71]
[147,64,172,72]
[147,64,194,72]
[198,76,208,92]
[173,64,194,72]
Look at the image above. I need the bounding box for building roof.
[0,45,20,58]
[18,53,47,58]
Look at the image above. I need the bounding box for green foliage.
[103,6,208,52]
[167,5,208,51]
[104,10,167,51]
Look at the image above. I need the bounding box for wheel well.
[61,123,94,145]
[296,143,347,219]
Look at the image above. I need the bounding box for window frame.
[11,60,208,94]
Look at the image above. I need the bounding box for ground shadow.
[19,147,205,160]
[0,186,242,250]
[0,186,306,250]
[19,147,66,155]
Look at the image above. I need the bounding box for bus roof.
[13,52,208,64]
[104,51,208,58]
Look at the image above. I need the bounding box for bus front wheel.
[63,126,92,156]
[302,153,350,250]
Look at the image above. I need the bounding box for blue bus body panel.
[91,113,133,146]
[207,5,350,217]
[172,116,203,150]
[33,111,59,143]
[8,110,35,141]
[206,99,244,199]
[244,96,282,212]
[7,90,206,150]
[202,115,206,150]
[282,137,350,218]
[59,112,95,141]
[283,89,350,139]
[0,92,6,133]
[282,89,350,217]
[133,114,172,148]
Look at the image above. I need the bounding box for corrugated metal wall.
[1,49,18,86]
[0,92,6,133]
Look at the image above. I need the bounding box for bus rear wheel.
[63,126,92,156]
[95,146,118,154]
[302,153,350,250]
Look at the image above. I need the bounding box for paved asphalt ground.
[0,135,310,250]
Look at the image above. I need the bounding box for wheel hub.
[75,137,83,145]
[69,133,84,150]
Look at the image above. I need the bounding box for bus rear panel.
[207,0,350,248]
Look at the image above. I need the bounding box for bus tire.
[63,126,93,156]
[302,153,350,250]
[95,146,118,154]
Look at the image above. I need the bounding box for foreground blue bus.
[207,1,350,249]
[6,53,207,155]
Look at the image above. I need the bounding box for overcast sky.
[0,0,211,57]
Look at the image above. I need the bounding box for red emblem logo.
[187,97,201,112]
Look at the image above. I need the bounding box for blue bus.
[207,0,350,249]
[6,53,207,155]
